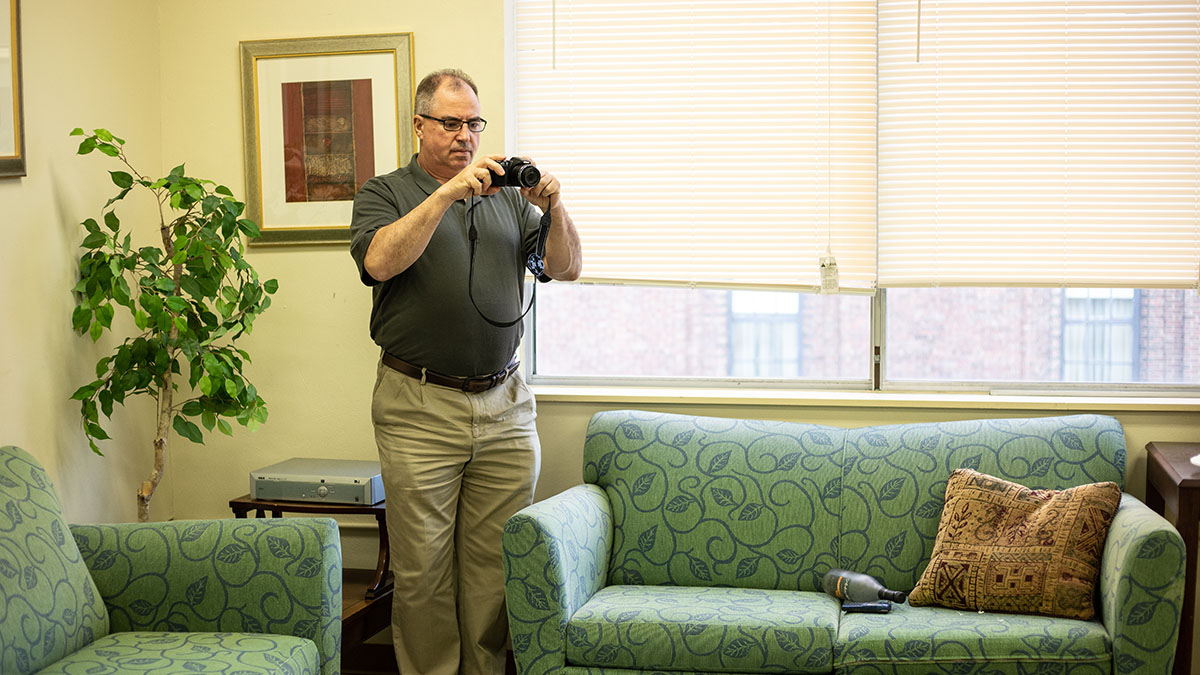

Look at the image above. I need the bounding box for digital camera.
[489,157,541,188]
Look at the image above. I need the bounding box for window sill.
[529,384,1200,412]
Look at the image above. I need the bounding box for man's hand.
[517,158,562,212]
[436,154,507,201]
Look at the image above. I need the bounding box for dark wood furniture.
[229,494,395,673]
[1144,442,1199,675]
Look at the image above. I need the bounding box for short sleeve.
[349,176,402,286]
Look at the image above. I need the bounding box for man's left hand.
[517,159,561,212]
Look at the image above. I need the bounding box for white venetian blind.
[878,0,1200,288]
[511,0,878,291]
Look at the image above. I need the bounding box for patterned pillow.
[909,468,1120,620]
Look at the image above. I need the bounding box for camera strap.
[467,195,555,329]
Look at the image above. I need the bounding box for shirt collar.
[408,154,442,197]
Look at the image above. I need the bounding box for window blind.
[511,0,878,292]
[877,0,1200,288]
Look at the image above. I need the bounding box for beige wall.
[3,0,1200,666]
[1,0,163,524]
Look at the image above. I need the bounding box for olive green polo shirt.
[349,155,543,376]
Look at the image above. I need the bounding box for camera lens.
[515,165,541,188]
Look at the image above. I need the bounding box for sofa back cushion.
[837,414,1126,593]
[584,411,845,591]
[0,446,110,674]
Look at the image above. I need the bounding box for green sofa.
[502,411,1185,675]
[0,445,342,674]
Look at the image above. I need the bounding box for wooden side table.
[229,494,395,672]
[1144,442,1199,675]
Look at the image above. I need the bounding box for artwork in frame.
[1,0,25,178]
[240,33,414,244]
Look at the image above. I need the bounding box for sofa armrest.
[71,517,342,675]
[1099,494,1186,675]
[503,484,613,675]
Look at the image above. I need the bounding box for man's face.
[415,83,482,178]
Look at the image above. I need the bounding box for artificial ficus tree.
[69,128,278,521]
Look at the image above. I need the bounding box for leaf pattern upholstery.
[73,518,342,675]
[0,446,110,674]
[584,411,845,591]
[839,415,1127,593]
[503,412,1183,675]
[0,446,342,675]
[33,631,319,674]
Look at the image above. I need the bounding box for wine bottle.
[822,568,907,604]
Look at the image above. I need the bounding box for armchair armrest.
[1099,494,1186,675]
[71,517,342,675]
[503,484,613,675]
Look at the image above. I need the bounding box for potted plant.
[69,128,277,521]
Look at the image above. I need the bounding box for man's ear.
[413,115,424,140]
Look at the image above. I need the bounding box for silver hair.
[414,69,479,115]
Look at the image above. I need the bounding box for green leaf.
[81,232,107,249]
[82,218,100,234]
[237,219,261,238]
[172,415,204,444]
[97,144,120,158]
[94,128,114,142]
[77,137,97,154]
[86,422,111,441]
[214,185,233,196]
[109,171,133,188]
[217,419,233,436]
[95,304,114,329]
[170,163,185,177]
[70,127,85,136]
[103,211,120,232]
[184,183,203,201]
[70,382,98,401]
[198,375,213,396]
[165,296,189,313]
[264,279,279,294]
[72,305,92,332]
[89,321,103,342]
[201,411,216,431]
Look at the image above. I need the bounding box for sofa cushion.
[835,601,1111,673]
[838,415,1125,594]
[567,585,839,673]
[33,631,320,674]
[584,411,845,591]
[908,469,1120,620]
[0,446,109,674]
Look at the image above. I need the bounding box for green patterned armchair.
[0,445,342,674]
[503,411,1185,675]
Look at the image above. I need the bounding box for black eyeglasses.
[419,114,487,133]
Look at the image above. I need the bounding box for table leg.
[366,511,392,599]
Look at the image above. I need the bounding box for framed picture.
[0,0,25,178]
[240,33,414,244]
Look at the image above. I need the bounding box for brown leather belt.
[381,353,519,393]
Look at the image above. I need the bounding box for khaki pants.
[371,358,540,675]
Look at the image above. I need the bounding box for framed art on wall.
[1,0,25,178]
[240,33,414,244]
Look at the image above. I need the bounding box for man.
[348,69,581,675]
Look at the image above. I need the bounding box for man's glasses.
[419,114,487,133]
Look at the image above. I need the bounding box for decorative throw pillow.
[909,468,1120,620]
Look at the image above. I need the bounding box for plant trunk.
[138,376,172,522]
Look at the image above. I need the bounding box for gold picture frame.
[240,33,414,244]
[1,0,25,178]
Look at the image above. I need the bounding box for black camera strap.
[467,194,555,329]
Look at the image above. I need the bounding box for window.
[729,291,803,377]
[512,0,1200,391]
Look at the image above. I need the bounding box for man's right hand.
[436,154,508,201]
